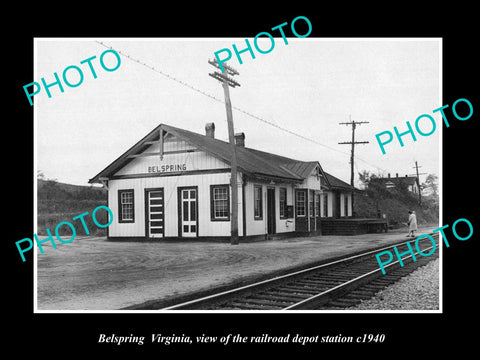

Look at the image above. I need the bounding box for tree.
[423,174,438,198]
[358,170,379,189]
[37,170,59,200]
[358,170,370,188]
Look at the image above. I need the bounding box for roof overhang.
[244,173,304,185]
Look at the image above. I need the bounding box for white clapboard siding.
[274,183,295,234]
[304,173,322,190]
[320,191,334,217]
[346,193,352,216]
[109,172,243,237]
[244,182,264,236]
[115,139,229,176]
[339,193,353,217]
[340,193,345,217]
[243,182,296,236]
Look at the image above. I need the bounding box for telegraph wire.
[95,41,387,173]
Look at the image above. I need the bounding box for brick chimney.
[234,132,245,147]
[396,173,398,177]
[205,122,215,138]
[388,173,390,178]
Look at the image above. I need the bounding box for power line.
[95,41,387,173]
[95,41,224,103]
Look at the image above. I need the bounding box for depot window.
[254,185,263,220]
[210,185,230,221]
[279,187,287,219]
[296,190,306,217]
[315,193,321,217]
[118,189,134,223]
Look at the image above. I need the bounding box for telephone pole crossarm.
[338,141,369,145]
[208,71,240,88]
[339,121,370,126]
[208,59,239,76]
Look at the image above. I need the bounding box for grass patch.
[37,179,108,236]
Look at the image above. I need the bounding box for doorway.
[145,188,164,238]
[267,187,276,235]
[295,189,308,232]
[178,187,198,237]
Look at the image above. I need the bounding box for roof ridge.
[164,125,304,181]
[89,123,336,184]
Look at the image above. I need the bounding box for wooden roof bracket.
[99,177,109,190]
[159,128,164,161]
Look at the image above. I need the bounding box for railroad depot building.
[89,123,355,241]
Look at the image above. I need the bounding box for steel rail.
[283,243,437,310]
[162,234,439,310]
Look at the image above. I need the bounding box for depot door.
[309,190,316,232]
[295,189,308,232]
[267,187,276,235]
[145,188,164,238]
[178,187,198,237]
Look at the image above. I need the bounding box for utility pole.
[338,117,369,217]
[412,161,427,205]
[208,59,240,245]
[338,117,369,187]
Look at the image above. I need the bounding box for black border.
[7,5,479,356]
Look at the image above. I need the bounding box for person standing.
[407,210,417,237]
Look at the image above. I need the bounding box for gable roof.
[323,172,355,191]
[89,123,354,191]
[244,147,322,179]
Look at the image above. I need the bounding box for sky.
[35,38,441,187]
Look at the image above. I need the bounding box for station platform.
[321,217,388,235]
[36,224,438,310]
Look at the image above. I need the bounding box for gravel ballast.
[349,258,440,310]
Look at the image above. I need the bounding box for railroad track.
[163,234,439,311]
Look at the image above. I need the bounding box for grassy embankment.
[37,179,107,236]
[354,184,439,229]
